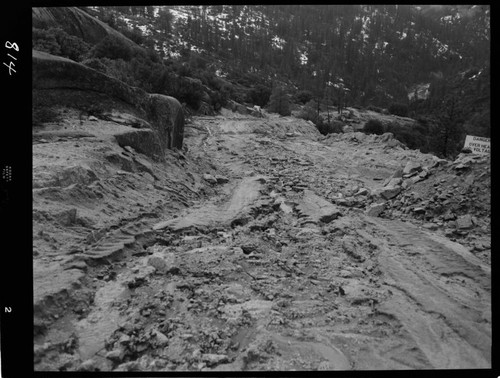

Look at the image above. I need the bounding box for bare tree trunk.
[326,92,330,123]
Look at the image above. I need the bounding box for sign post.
[463,135,490,155]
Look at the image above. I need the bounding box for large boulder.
[32,50,184,155]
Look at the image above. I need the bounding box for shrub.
[296,90,313,104]
[248,85,272,107]
[82,57,109,74]
[386,122,426,150]
[367,104,383,113]
[32,106,60,127]
[298,100,321,124]
[388,102,409,117]
[176,64,193,77]
[268,85,291,116]
[89,35,134,61]
[121,26,145,46]
[316,120,344,135]
[32,27,90,61]
[32,27,61,56]
[165,76,206,109]
[363,119,385,135]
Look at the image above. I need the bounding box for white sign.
[464,135,490,155]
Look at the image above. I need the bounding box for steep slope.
[32,6,138,47]
[118,5,489,104]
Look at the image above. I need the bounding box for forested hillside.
[32,5,490,158]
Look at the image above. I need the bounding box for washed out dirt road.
[33,109,491,371]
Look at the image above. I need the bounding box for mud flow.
[33,109,490,371]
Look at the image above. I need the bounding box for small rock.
[123,146,136,155]
[392,168,404,179]
[444,228,455,237]
[56,208,78,226]
[456,214,473,229]
[418,170,430,179]
[443,211,456,221]
[202,353,229,366]
[203,174,218,184]
[354,188,369,196]
[366,202,386,217]
[318,361,331,370]
[133,156,155,177]
[319,208,342,223]
[342,236,365,262]
[380,185,402,200]
[77,359,97,371]
[403,161,423,175]
[422,222,438,230]
[88,115,98,121]
[106,349,124,362]
[386,177,403,187]
[192,348,202,360]
[454,163,468,170]
[148,256,168,273]
[114,361,140,371]
[473,242,484,251]
[215,175,229,184]
[153,329,169,346]
[279,201,293,214]
[408,175,424,186]
[413,207,426,214]
[241,244,257,254]
[64,260,87,271]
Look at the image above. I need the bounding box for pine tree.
[268,85,291,116]
[156,8,174,36]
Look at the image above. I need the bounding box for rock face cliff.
[32,49,184,154]
[32,6,136,47]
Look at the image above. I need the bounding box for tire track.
[362,215,491,368]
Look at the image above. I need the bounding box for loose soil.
[33,107,491,371]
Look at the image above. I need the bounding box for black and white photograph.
[29,4,490,373]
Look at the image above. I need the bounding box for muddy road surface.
[33,110,491,371]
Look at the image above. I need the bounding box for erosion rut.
[152,175,266,232]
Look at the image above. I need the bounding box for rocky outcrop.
[32,49,184,155]
[32,7,137,47]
